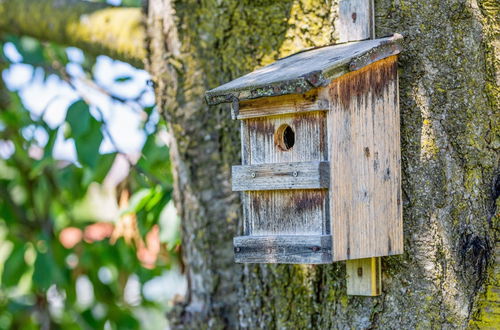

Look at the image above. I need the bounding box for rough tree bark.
[145,0,499,328]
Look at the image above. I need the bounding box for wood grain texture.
[246,190,329,236]
[323,55,403,261]
[232,161,329,191]
[346,257,381,296]
[244,111,328,165]
[337,0,374,43]
[234,235,332,264]
[237,90,329,119]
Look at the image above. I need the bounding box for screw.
[293,171,298,177]
[251,172,256,178]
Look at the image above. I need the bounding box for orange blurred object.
[59,227,83,249]
[57,188,162,269]
[136,225,160,269]
[83,223,114,243]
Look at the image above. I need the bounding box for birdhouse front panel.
[233,110,332,263]
[206,34,404,264]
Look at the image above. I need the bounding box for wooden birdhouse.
[206,35,403,269]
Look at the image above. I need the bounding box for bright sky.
[2,45,155,162]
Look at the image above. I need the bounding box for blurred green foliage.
[0,25,179,330]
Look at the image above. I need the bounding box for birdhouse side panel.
[325,55,403,261]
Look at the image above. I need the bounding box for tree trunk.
[145,0,499,328]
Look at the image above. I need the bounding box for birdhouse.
[206,34,403,265]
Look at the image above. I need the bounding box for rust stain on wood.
[328,55,397,108]
[248,119,275,136]
[289,190,326,211]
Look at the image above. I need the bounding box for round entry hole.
[275,124,295,151]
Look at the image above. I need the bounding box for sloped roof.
[206,34,402,105]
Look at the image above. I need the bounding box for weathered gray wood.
[246,111,328,165]
[234,235,332,264]
[337,0,374,43]
[322,56,403,261]
[205,34,402,105]
[232,161,329,191]
[346,257,381,296]
[246,190,329,236]
[237,91,329,119]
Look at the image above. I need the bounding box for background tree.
[0,1,181,329]
[1,0,499,328]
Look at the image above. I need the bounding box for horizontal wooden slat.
[232,161,329,191]
[236,91,329,119]
[234,235,332,264]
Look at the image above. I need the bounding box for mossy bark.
[0,0,145,67]
[145,0,499,328]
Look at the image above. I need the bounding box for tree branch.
[0,0,145,67]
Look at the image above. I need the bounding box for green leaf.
[74,117,103,169]
[82,152,117,186]
[33,249,53,291]
[15,36,45,66]
[65,100,91,138]
[121,0,142,7]
[2,243,27,287]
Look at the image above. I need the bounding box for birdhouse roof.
[206,34,402,105]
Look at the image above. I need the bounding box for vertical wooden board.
[240,120,251,235]
[325,56,403,261]
[247,190,329,236]
[245,111,327,165]
[337,0,374,43]
[346,257,381,296]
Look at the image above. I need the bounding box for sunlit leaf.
[73,115,103,169]
[66,100,91,138]
[2,243,27,287]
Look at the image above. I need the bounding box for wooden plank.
[337,0,374,43]
[324,56,403,261]
[234,235,332,264]
[246,111,327,165]
[247,190,329,236]
[237,90,329,119]
[346,257,381,296]
[232,161,329,191]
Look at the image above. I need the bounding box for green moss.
[0,0,144,67]
[469,244,500,328]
